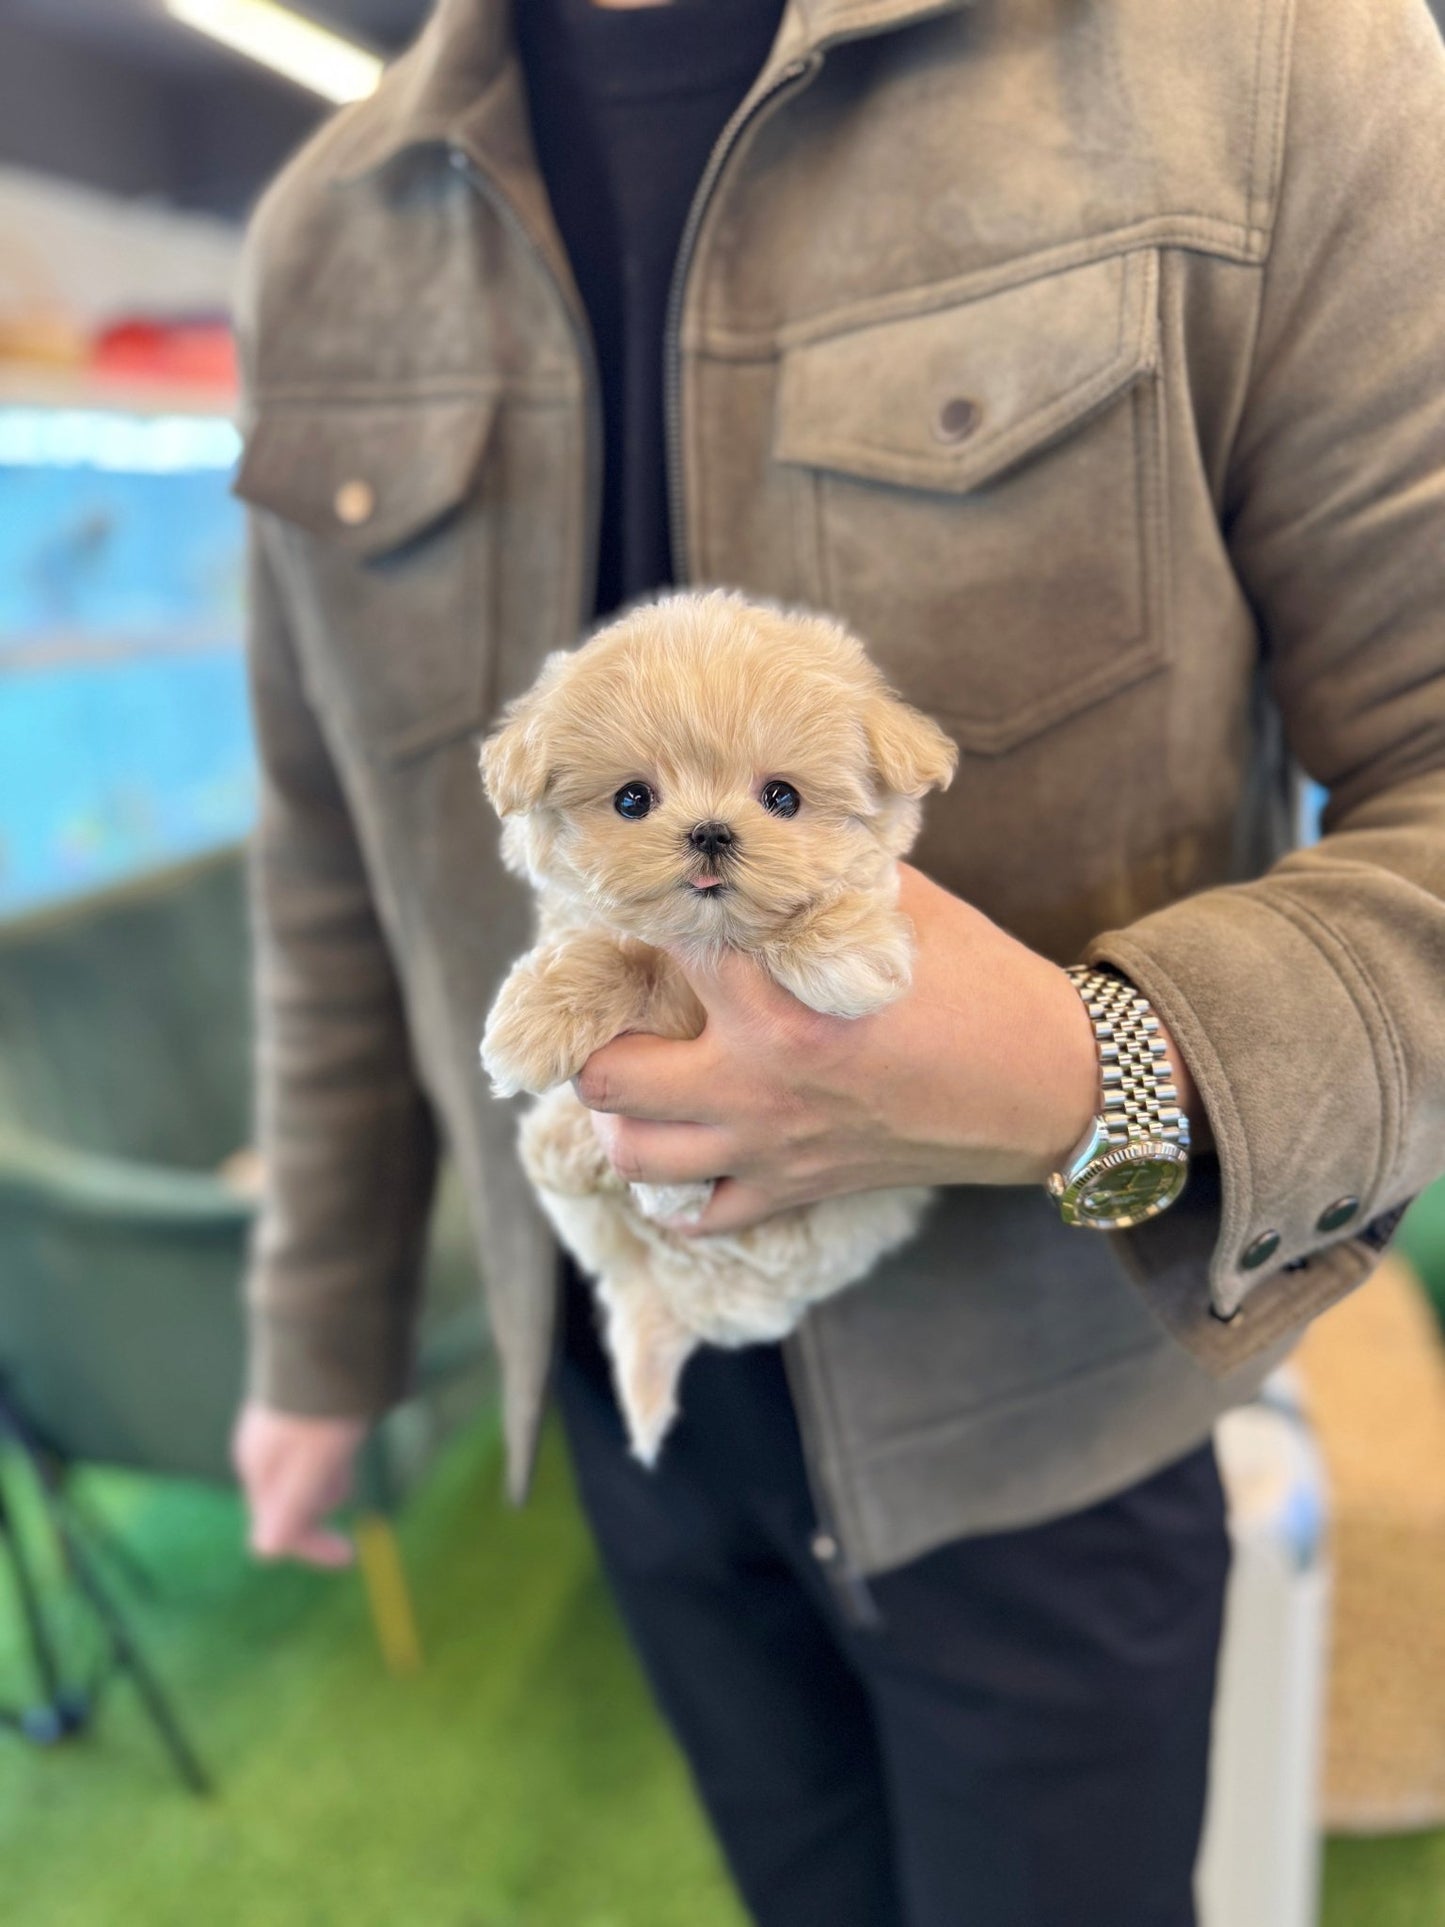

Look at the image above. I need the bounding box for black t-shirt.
[515,0,786,620]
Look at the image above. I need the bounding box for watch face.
[1065,1142,1189,1230]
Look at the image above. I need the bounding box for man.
[231,0,1445,1920]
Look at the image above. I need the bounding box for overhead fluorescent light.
[164,0,383,105]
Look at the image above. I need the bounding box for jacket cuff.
[245,1298,417,1419]
[1086,886,1406,1356]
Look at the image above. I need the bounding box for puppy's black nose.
[689,821,735,858]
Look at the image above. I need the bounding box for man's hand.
[232,1402,368,1569]
[577,863,1202,1236]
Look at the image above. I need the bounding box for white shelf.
[0,365,237,419]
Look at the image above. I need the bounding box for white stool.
[1197,1375,1329,1927]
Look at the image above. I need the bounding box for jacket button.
[1315,1195,1360,1234]
[1240,1229,1281,1270]
[810,1531,838,1563]
[334,478,376,526]
[933,396,980,443]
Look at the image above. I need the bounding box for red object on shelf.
[90,318,238,395]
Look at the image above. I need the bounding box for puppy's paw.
[769,905,915,1019]
[630,1179,714,1225]
[480,1003,579,1097]
[481,948,621,1096]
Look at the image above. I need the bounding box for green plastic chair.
[0,846,494,1679]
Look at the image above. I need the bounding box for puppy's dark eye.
[760,780,801,818]
[614,781,655,820]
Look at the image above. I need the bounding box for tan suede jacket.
[235,0,1445,1572]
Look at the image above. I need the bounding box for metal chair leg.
[354,1514,423,1676]
[0,1461,65,1711]
[59,1520,212,1796]
[0,1425,211,1793]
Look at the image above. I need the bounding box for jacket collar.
[329,0,973,186]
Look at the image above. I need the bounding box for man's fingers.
[591,1111,728,1187]
[251,1522,354,1569]
[666,1177,779,1237]
[668,940,795,1021]
[249,1456,353,1566]
[574,1029,716,1119]
[234,1405,366,1572]
[575,943,817,1121]
[292,1528,356,1570]
[248,1485,311,1558]
[250,1504,354,1568]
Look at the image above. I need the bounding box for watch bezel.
[1047,1130,1190,1230]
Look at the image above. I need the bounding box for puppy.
[480,590,957,1462]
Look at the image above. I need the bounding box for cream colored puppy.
[480,590,957,1463]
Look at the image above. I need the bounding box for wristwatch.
[1047,966,1191,1230]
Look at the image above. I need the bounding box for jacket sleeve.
[1085,0,1445,1364]
[242,520,439,1417]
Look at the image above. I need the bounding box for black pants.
[555,1266,1230,1927]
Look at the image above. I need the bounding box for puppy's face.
[481,593,956,949]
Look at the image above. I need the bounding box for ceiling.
[0,0,433,216]
[3,0,427,68]
[2,0,1442,223]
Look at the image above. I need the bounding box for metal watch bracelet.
[1063,965,1192,1155]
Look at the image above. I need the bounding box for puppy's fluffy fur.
[480,591,957,1462]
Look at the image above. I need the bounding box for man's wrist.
[1045,965,1209,1166]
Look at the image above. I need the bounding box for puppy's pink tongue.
[692,877,723,890]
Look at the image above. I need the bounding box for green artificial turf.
[1325,1835,1445,1927]
[0,1419,1440,1927]
[0,1421,743,1927]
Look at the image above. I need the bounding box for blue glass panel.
[0,467,242,642]
[0,408,254,914]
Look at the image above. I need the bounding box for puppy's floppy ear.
[863,694,958,797]
[479,652,568,816]
[480,713,550,817]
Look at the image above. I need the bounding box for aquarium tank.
[0,399,253,914]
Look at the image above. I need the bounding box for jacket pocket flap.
[774,250,1158,495]
[234,392,499,559]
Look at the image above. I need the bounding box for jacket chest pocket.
[235,392,500,762]
[774,249,1166,757]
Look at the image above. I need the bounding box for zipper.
[661,38,890,1624]
[782,1331,883,1631]
[662,0,969,581]
[663,50,823,582]
[447,144,604,638]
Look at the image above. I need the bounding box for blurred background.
[0,3,1442,1924]
[0,0,427,915]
